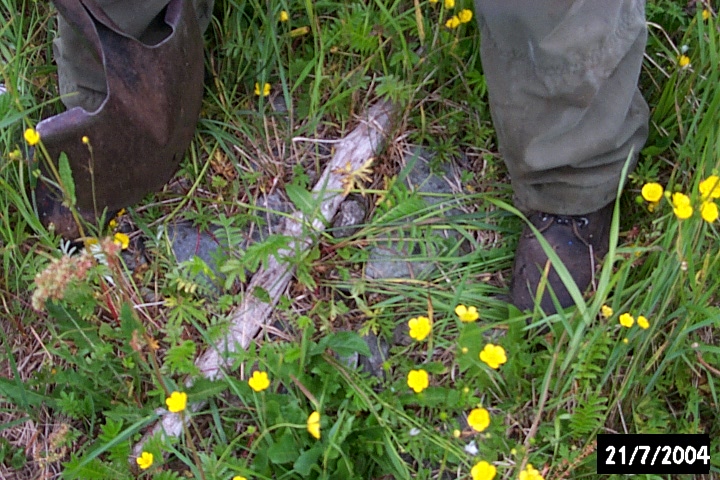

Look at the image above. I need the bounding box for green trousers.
[474,0,649,215]
[53,0,214,111]
[53,0,648,216]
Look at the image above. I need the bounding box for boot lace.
[528,213,591,247]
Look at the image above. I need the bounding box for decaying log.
[131,99,397,459]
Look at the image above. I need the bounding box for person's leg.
[54,0,214,112]
[474,0,649,311]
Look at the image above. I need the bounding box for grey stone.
[365,243,435,280]
[365,147,466,280]
[271,93,288,114]
[165,222,226,292]
[252,191,292,242]
[158,192,294,295]
[336,332,389,380]
[339,351,359,371]
[358,332,389,379]
[168,223,223,267]
[331,195,367,238]
[405,152,454,201]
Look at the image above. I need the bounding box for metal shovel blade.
[36,0,204,237]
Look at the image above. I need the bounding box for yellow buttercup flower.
[672,192,693,220]
[248,371,270,392]
[24,128,41,146]
[678,55,690,68]
[519,463,544,480]
[467,407,490,432]
[408,316,432,341]
[619,313,634,328]
[407,369,429,393]
[479,343,507,369]
[232,476,248,480]
[254,82,271,97]
[429,0,438,3]
[444,0,455,8]
[445,15,461,29]
[673,204,693,219]
[165,391,187,413]
[455,304,479,322]
[279,10,289,22]
[136,451,154,470]
[113,232,130,250]
[699,175,720,200]
[307,411,321,439]
[600,305,613,319]
[471,460,497,480]
[637,315,649,330]
[702,9,711,20]
[641,182,663,203]
[700,201,718,223]
[672,192,690,207]
[458,9,473,23]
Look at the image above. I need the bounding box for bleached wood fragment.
[131,100,396,459]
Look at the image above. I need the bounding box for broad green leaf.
[267,432,299,464]
[316,331,371,358]
[0,378,52,409]
[293,446,323,475]
[286,183,317,218]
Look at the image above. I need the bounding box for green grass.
[1,0,719,479]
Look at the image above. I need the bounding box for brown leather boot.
[510,203,613,313]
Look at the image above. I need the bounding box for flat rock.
[165,222,227,291]
[160,191,293,295]
[331,195,367,238]
[337,332,389,380]
[252,191,293,242]
[365,147,466,280]
[357,332,389,379]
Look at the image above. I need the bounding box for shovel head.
[36,0,204,238]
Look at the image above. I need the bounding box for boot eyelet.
[575,217,589,228]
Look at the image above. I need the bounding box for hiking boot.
[510,202,613,313]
